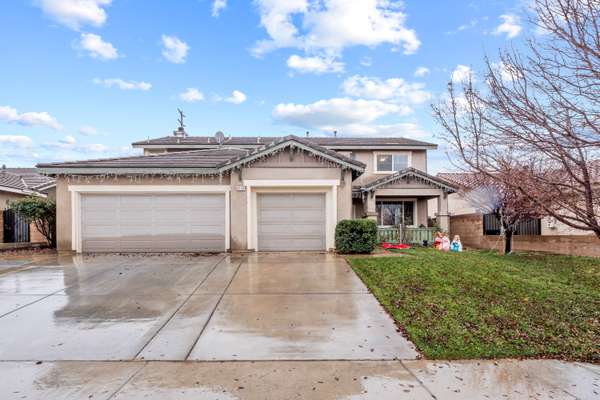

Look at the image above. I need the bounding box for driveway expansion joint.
[133,254,228,360]
[183,256,245,360]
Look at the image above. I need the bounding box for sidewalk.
[2,359,598,399]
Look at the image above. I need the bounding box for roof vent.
[215,131,225,145]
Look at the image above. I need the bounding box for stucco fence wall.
[450,213,600,258]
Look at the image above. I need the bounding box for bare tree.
[463,177,541,254]
[434,0,599,239]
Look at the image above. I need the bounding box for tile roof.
[438,162,600,190]
[435,172,482,190]
[38,148,250,169]
[0,168,55,193]
[37,136,366,174]
[131,135,437,148]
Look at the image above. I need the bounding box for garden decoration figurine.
[440,233,450,252]
[434,231,443,249]
[450,235,463,252]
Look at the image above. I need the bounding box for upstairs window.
[376,153,409,172]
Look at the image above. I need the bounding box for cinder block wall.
[29,223,48,244]
[450,213,600,258]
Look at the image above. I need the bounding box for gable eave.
[360,168,458,193]
[216,137,366,174]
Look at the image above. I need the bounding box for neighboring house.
[38,128,457,253]
[0,167,56,244]
[429,171,595,236]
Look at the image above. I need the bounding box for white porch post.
[437,192,450,233]
[366,192,377,222]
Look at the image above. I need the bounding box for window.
[376,201,415,226]
[376,153,409,172]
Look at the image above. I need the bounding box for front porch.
[376,226,437,245]
[352,168,458,234]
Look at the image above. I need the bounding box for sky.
[0,0,532,173]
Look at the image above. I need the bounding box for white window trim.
[375,198,418,228]
[243,179,339,251]
[68,185,231,253]
[373,151,412,174]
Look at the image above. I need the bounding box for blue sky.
[0,0,531,172]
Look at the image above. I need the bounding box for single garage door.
[257,193,326,251]
[81,193,226,252]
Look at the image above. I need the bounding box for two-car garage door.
[81,193,226,252]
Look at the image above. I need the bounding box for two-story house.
[38,127,457,253]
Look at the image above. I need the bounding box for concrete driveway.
[1,252,597,399]
[0,252,417,361]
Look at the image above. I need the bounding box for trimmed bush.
[335,219,378,254]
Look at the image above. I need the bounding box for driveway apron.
[0,252,417,361]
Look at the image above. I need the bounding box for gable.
[250,148,339,168]
[358,168,458,194]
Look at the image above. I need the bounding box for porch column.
[437,193,450,233]
[366,192,377,221]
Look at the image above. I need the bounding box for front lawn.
[348,248,600,362]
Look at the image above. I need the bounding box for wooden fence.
[377,227,436,245]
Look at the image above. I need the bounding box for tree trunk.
[504,229,513,254]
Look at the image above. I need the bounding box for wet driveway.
[1,253,598,399]
[0,252,417,361]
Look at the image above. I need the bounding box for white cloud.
[93,78,152,91]
[272,97,428,138]
[341,75,431,104]
[0,105,62,130]
[493,14,522,39]
[360,57,372,67]
[252,0,420,57]
[0,135,34,147]
[78,125,98,136]
[44,135,109,153]
[414,66,429,77]
[451,64,474,83]
[161,35,189,64]
[225,90,247,104]
[329,122,429,138]
[273,97,409,127]
[61,135,77,144]
[37,0,111,30]
[287,54,344,74]
[212,0,227,17]
[179,88,205,103]
[77,33,118,60]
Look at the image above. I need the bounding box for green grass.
[347,248,600,362]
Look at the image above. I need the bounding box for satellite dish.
[215,131,225,145]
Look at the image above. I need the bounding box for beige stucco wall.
[0,192,26,210]
[55,148,354,252]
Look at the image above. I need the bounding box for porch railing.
[377,227,437,246]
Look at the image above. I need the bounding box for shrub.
[9,196,56,248]
[335,219,378,254]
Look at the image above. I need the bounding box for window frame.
[373,151,412,174]
[375,199,418,228]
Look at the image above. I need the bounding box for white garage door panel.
[81,193,226,252]
[257,193,326,251]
